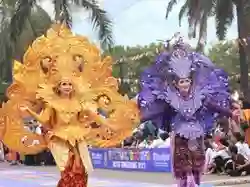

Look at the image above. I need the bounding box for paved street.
[0,163,249,187]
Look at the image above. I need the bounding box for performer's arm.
[25,105,51,125]
[139,99,166,122]
[138,97,173,133]
[203,98,232,117]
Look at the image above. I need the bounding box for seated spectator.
[228,145,250,176]
[203,139,216,174]
[213,138,232,174]
[149,132,170,148]
[130,131,144,148]
[122,136,134,148]
[138,134,154,148]
[140,120,158,139]
[234,132,250,160]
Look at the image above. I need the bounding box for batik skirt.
[173,135,205,179]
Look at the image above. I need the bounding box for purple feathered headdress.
[153,33,220,85]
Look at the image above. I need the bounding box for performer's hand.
[19,106,29,111]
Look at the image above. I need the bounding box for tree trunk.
[236,0,250,100]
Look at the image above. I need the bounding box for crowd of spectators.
[204,132,250,176]
[0,141,55,166]
[121,99,250,177]
[203,114,250,177]
[122,120,170,149]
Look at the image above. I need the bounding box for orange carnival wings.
[1,24,140,154]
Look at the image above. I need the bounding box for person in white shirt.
[213,138,233,174]
[150,132,170,148]
[203,137,218,174]
[234,132,250,160]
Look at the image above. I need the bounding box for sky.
[40,0,238,48]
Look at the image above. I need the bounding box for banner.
[89,148,171,172]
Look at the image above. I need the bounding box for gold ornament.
[1,24,139,154]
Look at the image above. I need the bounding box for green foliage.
[207,41,240,89]
[106,43,163,97]
[0,3,52,85]
[107,41,242,96]
[208,41,239,75]
[165,0,250,99]
[165,0,236,49]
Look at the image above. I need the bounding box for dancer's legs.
[173,135,205,187]
[78,141,94,175]
[192,170,201,186]
[48,138,88,187]
[192,137,205,186]
[48,138,69,171]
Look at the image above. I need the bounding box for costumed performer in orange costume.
[0,24,139,187]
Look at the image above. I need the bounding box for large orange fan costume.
[0,24,139,187]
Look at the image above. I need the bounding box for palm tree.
[0,0,51,86]
[10,0,113,49]
[0,0,113,101]
[165,0,250,100]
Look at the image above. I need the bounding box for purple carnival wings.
[138,36,231,134]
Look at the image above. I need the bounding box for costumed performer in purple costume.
[137,34,240,187]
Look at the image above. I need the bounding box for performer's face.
[59,79,73,96]
[175,78,192,94]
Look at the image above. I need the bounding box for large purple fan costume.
[138,37,234,187]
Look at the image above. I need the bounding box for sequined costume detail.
[0,24,139,187]
[138,35,233,187]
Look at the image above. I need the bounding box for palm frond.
[187,0,201,27]
[53,0,72,28]
[196,13,208,52]
[215,0,234,40]
[10,0,36,42]
[196,0,214,51]
[0,5,8,25]
[166,0,178,19]
[73,0,113,50]
[185,0,202,38]
[186,0,214,41]
[178,1,189,26]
